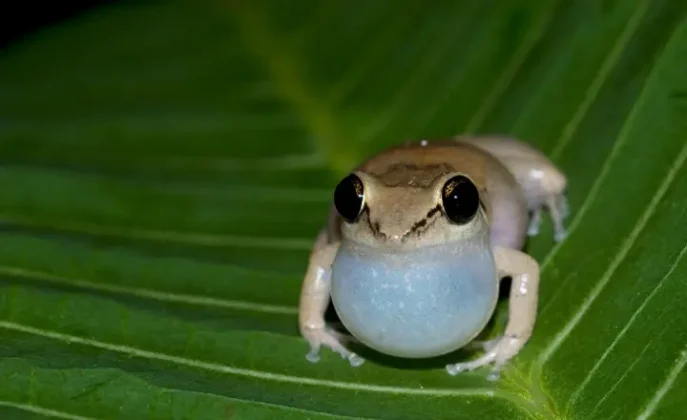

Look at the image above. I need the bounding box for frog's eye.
[334,174,365,223]
[441,175,480,225]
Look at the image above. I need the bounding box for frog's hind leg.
[458,136,570,242]
[527,193,568,242]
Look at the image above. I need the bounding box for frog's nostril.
[376,225,404,242]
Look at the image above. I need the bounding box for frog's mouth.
[342,226,492,260]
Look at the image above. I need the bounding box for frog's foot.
[303,325,364,367]
[527,209,542,237]
[547,194,569,242]
[528,193,569,241]
[446,335,524,381]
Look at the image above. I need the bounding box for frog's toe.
[306,348,321,363]
[446,359,504,380]
[527,209,542,237]
[446,350,498,376]
[445,363,468,376]
[527,222,540,237]
[487,369,502,381]
[303,326,360,365]
[347,353,365,367]
[554,228,568,243]
[546,194,569,242]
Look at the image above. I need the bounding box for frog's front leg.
[298,230,364,367]
[446,246,539,380]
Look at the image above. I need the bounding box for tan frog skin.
[298,136,568,379]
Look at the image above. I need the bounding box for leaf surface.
[0,0,686,418]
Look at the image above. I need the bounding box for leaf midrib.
[226,1,358,175]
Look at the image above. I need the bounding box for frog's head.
[332,146,491,251]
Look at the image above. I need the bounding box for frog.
[297,135,568,379]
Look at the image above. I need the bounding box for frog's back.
[355,139,530,249]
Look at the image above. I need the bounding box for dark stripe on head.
[362,204,386,239]
[402,204,444,240]
[427,204,442,218]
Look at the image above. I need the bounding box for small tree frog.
[298,136,568,379]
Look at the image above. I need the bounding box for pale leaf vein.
[538,141,687,364]
[0,321,500,399]
[549,0,649,159]
[0,266,297,315]
[636,344,687,419]
[567,240,687,404]
[0,401,95,420]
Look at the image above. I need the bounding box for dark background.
[0,1,116,48]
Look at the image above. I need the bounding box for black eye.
[441,175,480,224]
[334,174,365,223]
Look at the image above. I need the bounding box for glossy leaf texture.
[0,0,686,419]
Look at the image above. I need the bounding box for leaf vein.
[464,4,557,133]
[228,2,356,173]
[158,153,326,172]
[0,266,297,315]
[587,337,656,417]
[567,239,687,405]
[0,401,95,420]
[537,141,687,364]
[357,21,469,143]
[0,320,502,398]
[327,2,425,104]
[0,216,313,250]
[549,0,650,159]
[538,16,682,274]
[636,344,687,419]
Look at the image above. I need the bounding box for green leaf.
[0,0,686,418]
